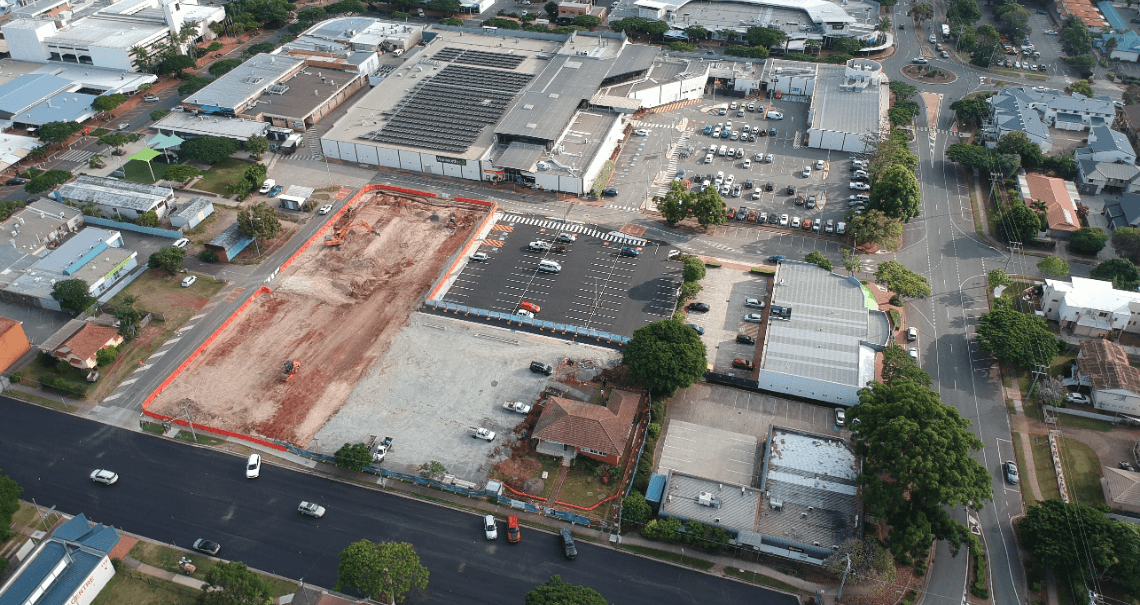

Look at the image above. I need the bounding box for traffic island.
[900,64,958,85]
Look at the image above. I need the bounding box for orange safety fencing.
[555,492,622,512]
[280,185,370,272]
[376,184,438,198]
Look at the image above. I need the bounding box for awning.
[148,133,184,150]
[128,147,161,162]
[496,142,545,172]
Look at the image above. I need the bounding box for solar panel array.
[433,47,526,69]
[360,64,532,153]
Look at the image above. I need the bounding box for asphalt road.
[0,397,798,605]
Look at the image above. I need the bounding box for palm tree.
[1105,35,1119,59]
[131,46,152,72]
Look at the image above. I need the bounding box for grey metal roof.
[17,92,99,126]
[1111,193,1140,225]
[1089,125,1134,155]
[496,142,545,171]
[58,175,172,212]
[187,53,305,111]
[154,112,269,141]
[810,62,883,140]
[762,261,876,387]
[209,222,254,249]
[496,54,615,142]
[659,470,762,534]
[609,43,658,76]
[1081,158,1140,181]
[0,74,71,117]
[172,197,213,220]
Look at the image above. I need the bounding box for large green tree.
[947,0,981,25]
[179,135,241,163]
[875,261,931,301]
[623,319,707,398]
[148,246,186,274]
[744,26,787,48]
[1036,256,1069,278]
[850,381,991,561]
[1061,16,1093,56]
[655,180,688,225]
[525,576,607,605]
[237,202,282,240]
[1091,258,1140,290]
[335,541,429,604]
[244,135,269,160]
[805,251,832,272]
[1069,226,1108,255]
[976,303,1065,369]
[682,256,706,283]
[91,94,127,112]
[208,58,243,77]
[850,210,902,248]
[51,278,95,316]
[689,185,726,229]
[880,343,931,386]
[0,470,21,543]
[910,2,934,23]
[334,442,372,472]
[869,165,921,221]
[948,97,991,128]
[996,131,1043,168]
[164,164,201,184]
[198,561,272,605]
[946,143,994,171]
[98,132,131,154]
[999,201,1041,244]
[37,121,84,144]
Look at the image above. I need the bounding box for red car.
[519,301,541,313]
[507,515,521,543]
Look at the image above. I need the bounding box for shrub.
[10,372,21,384]
[55,360,72,374]
[888,308,901,328]
[198,249,218,263]
[704,261,721,268]
[751,267,775,274]
[392,11,410,18]
[95,347,119,367]
[622,491,653,525]
[647,422,661,439]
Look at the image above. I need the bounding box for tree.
[245,135,269,160]
[1061,16,1093,56]
[180,135,241,163]
[92,94,127,112]
[419,461,446,481]
[689,185,726,229]
[335,540,429,604]
[988,269,1013,289]
[37,121,84,144]
[572,14,601,27]
[869,165,921,221]
[996,131,1043,168]
[949,96,991,127]
[996,5,1030,40]
[946,143,994,171]
[543,1,558,19]
[148,246,187,274]
[179,75,214,95]
[996,152,1021,176]
[889,81,916,101]
[164,164,201,184]
[850,381,990,561]
[482,17,520,29]
[850,210,902,248]
[1091,258,1140,290]
[744,26,787,49]
[0,471,21,543]
[1125,84,1140,106]
[198,561,272,605]
[998,201,1040,244]
[1019,499,1127,589]
[623,319,707,398]
[525,576,607,605]
[25,169,72,194]
[621,491,653,525]
[157,54,198,75]
[826,538,897,586]
[1036,256,1069,277]
[136,210,160,228]
[334,443,372,471]
[947,0,981,25]
[684,25,710,41]
[875,261,931,301]
[880,343,931,386]
[208,58,243,77]
[910,2,934,23]
[427,0,461,14]
[977,306,1065,369]
[682,256,706,284]
[1069,226,1109,255]
[830,37,862,55]
[1105,35,1119,59]
[1066,79,1094,98]
[97,133,131,155]
[805,251,832,272]
[51,279,95,316]
[150,109,170,121]
[655,181,688,225]
[237,202,282,240]
[440,17,463,25]
[843,250,860,275]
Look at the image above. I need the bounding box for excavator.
[279,360,301,382]
[324,220,371,247]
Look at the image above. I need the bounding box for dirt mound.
[149,193,489,445]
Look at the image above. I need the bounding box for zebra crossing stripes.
[654,130,692,196]
[914,127,954,135]
[57,149,95,163]
[502,216,647,246]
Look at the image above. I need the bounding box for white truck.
[469,427,496,441]
[503,401,532,414]
[298,501,326,518]
[367,435,393,462]
[941,23,950,39]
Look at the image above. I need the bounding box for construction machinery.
[446,214,470,229]
[279,360,301,382]
[324,221,371,247]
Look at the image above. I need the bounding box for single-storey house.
[48,322,122,369]
[533,389,642,465]
[169,197,214,230]
[1074,339,1140,416]
[1103,466,1140,514]
[1017,172,1081,238]
[206,222,256,263]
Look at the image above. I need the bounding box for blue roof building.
[1098,1,1128,31]
[0,513,120,605]
[0,73,71,120]
[1098,30,1140,62]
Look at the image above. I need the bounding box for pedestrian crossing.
[302,127,323,160]
[497,214,648,245]
[915,127,954,135]
[277,153,323,162]
[56,149,95,163]
[654,130,692,197]
[605,204,642,212]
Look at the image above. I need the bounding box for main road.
[1,397,796,605]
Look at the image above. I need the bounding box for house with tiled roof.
[1102,466,1140,514]
[1073,339,1140,415]
[1018,172,1082,237]
[533,389,642,465]
[49,322,122,369]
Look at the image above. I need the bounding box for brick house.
[50,323,122,369]
[533,389,641,465]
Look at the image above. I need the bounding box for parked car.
[620,246,640,257]
[814,159,825,170]
[633,129,650,136]
[907,327,918,341]
[1003,461,1019,485]
[1121,461,1137,471]
[528,241,551,252]
[850,182,870,190]
[318,204,333,215]
[259,179,275,194]
[172,238,190,249]
[1066,392,1091,405]
[779,214,789,226]
[601,188,618,197]
[744,313,764,323]
[268,185,284,197]
[791,216,801,228]
[732,358,754,370]
[5,178,27,186]
[471,252,489,262]
[530,361,553,375]
[90,469,118,485]
[766,255,785,263]
[516,309,535,318]
[484,515,498,540]
[686,323,705,335]
[470,427,497,441]
[835,408,846,426]
[181,275,197,288]
[908,347,918,360]
[246,453,261,479]
[688,302,710,312]
[143,95,160,102]
[560,529,578,559]
[507,515,521,543]
[193,539,221,556]
[736,334,756,345]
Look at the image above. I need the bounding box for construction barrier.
[426,198,499,301]
[421,300,631,348]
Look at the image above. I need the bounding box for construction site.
[148,190,488,446]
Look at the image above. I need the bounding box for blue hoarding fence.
[422,300,632,349]
[84,215,183,239]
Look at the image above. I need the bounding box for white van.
[837,221,847,235]
[718,145,727,156]
[538,260,562,273]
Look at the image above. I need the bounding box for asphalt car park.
[442,215,680,336]
[679,265,770,374]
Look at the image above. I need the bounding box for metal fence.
[84,216,183,239]
[422,300,632,348]
[1043,405,1124,423]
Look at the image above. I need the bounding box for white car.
[470,427,496,441]
[742,159,751,169]
[814,159,825,170]
[516,309,535,318]
[484,515,498,540]
[246,453,261,479]
[912,57,928,64]
[528,241,551,252]
[850,182,870,190]
[143,94,160,102]
[908,347,919,360]
[90,469,118,485]
[743,313,764,323]
[1045,30,1058,35]
[181,275,197,288]
[725,174,735,185]
[765,154,773,163]
[704,153,714,163]
[172,238,190,249]
[835,408,846,426]
[768,111,783,120]
[471,252,489,262]
[318,204,333,215]
[802,166,811,178]
[791,216,801,228]
[633,129,650,136]
[259,179,275,194]
[1032,86,1048,92]
[1066,392,1091,405]
[299,501,326,518]
[779,214,789,226]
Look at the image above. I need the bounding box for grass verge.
[1030,437,1062,500]
[1057,413,1114,432]
[1011,433,1036,507]
[620,544,716,570]
[11,502,61,529]
[1059,437,1104,507]
[723,567,802,593]
[91,570,199,605]
[173,430,226,446]
[127,541,219,581]
[2,388,79,412]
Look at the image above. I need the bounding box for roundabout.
[900,63,959,85]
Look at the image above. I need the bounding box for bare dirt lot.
[149,192,486,445]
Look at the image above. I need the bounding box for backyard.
[91,572,198,605]
[193,157,258,196]
[556,456,622,518]
[1059,437,1105,507]
[120,159,173,185]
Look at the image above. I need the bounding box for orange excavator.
[279,360,301,382]
[324,220,371,247]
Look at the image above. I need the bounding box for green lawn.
[557,468,621,509]
[173,430,225,446]
[1012,433,1036,507]
[91,571,199,605]
[1059,438,1105,507]
[1030,438,1062,500]
[1057,413,1114,432]
[122,159,172,185]
[127,541,219,581]
[194,157,256,196]
[10,502,61,530]
[2,388,78,412]
[723,567,803,593]
[619,544,716,570]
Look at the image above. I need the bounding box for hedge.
[971,553,989,599]
[751,267,775,275]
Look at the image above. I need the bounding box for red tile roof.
[533,390,641,456]
[59,323,120,362]
[1024,173,1079,233]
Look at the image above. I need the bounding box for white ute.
[503,401,532,414]
[469,426,496,441]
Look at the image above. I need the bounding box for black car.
[530,361,553,376]
[786,184,796,195]
[767,213,779,224]
[5,177,26,186]
[1122,461,1136,471]
[765,181,774,192]
[601,188,618,197]
[1130,17,1140,23]
[736,334,756,345]
[744,179,754,190]
[685,323,705,335]
[193,539,221,556]
[688,302,710,312]
[560,529,578,560]
[767,255,786,262]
